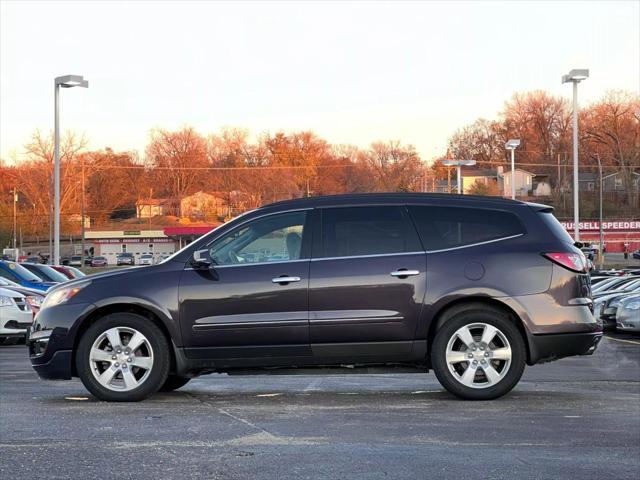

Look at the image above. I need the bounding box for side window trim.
[424,233,524,254]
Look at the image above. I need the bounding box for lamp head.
[562,69,589,84]
[55,75,89,88]
[505,139,521,149]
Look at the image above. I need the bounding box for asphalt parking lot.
[1,335,639,480]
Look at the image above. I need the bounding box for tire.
[431,305,526,400]
[159,375,191,392]
[76,312,170,402]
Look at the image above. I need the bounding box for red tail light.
[543,252,587,273]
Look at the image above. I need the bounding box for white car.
[139,254,154,266]
[0,287,33,343]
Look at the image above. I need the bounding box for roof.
[460,169,497,177]
[135,198,170,206]
[164,225,220,236]
[263,192,526,210]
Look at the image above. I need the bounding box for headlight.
[41,282,90,309]
[26,295,43,308]
[0,295,14,307]
[625,301,640,311]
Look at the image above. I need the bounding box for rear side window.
[320,206,420,258]
[408,206,525,251]
[537,211,574,245]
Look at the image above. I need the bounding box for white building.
[85,229,176,265]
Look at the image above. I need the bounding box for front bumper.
[528,331,602,365]
[27,302,95,380]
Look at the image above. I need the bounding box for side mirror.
[191,249,213,270]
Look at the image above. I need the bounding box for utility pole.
[81,155,86,267]
[596,154,604,269]
[12,187,18,250]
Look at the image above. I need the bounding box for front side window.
[208,211,307,266]
[409,206,525,251]
[320,206,420,258]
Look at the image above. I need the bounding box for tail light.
[543,252,587,273]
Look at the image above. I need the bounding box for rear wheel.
[76,313,170,402]
[431,306,526,400]
[160,375,191,392]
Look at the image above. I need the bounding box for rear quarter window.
[537,211,574,245]
[408,206,525,251]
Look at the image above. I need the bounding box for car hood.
[1,285,44,297]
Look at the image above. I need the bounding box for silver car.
[616,294,640,333]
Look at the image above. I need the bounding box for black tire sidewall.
[159,375,191,392]
[431,308,526,400]
[76,313,170,402]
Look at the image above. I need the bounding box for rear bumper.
[528,331,602,365]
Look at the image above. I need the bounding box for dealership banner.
[561,221,640,232]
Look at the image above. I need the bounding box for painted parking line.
[605,335,640,346]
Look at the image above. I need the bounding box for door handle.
[272,276,301,284]
[390,269,420,278]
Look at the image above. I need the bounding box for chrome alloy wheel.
[445,322,512,389]
[89,327,154,392]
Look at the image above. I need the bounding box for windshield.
[2,261,43,282]
[31,265,69,282]
[0,277,20,287]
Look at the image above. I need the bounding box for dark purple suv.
[28,193,601,401]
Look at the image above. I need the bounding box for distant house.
[499,166,535,197]
[461,169,499,194]
[136,198,170,218]
[571,171,640,192]
[180,191,228,219]
[459,167,535,197]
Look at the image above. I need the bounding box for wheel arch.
[425,297,532,366]
[71,303,178,377]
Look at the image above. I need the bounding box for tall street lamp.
[54,75,88,266]
[505,139,520,199]
[562,68,589,242]
[442,159,476,194]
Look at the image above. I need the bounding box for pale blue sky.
[1,0,638,163]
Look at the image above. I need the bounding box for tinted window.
[208,211,307,265]
[409,206,525,251]
[538,211,574,244]
[321,206,420,258]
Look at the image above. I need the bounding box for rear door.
[308,206,426,361]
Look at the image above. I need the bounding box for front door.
[309,206,427,361]
[179,210,312,362]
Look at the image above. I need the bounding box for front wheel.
[76,313,170,402]
[431,306,526,400]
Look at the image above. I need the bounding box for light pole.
[562,68,589,242]
[595,154,604,269]
[505,139,521,199]
[442,159,476,194]
[54,75,88,266]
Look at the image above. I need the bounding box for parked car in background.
[139,254,154,266]
[0,261,54,292]
[69,256,83,267]
[116,252,135,266]
[23,256,43,264]
[20,263,69,284]
[616,295,640,333]
[0,277,45,317]
[51,265,86,279]
[49,265,84,280]
[90,256,108,267]
[28,193,601,402]
[0,287,34,344]
[632,250,640,260]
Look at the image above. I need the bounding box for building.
[136,198,170,219]
[461,169,498,194]
[85,229,176,265]
[499,167,535,197]
[572,171,640,193]
[180,191,228,219]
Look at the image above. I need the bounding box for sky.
[1,0,639,164]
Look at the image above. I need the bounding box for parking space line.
[605,336,640,346]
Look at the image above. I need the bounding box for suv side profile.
[28,194,601,401]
